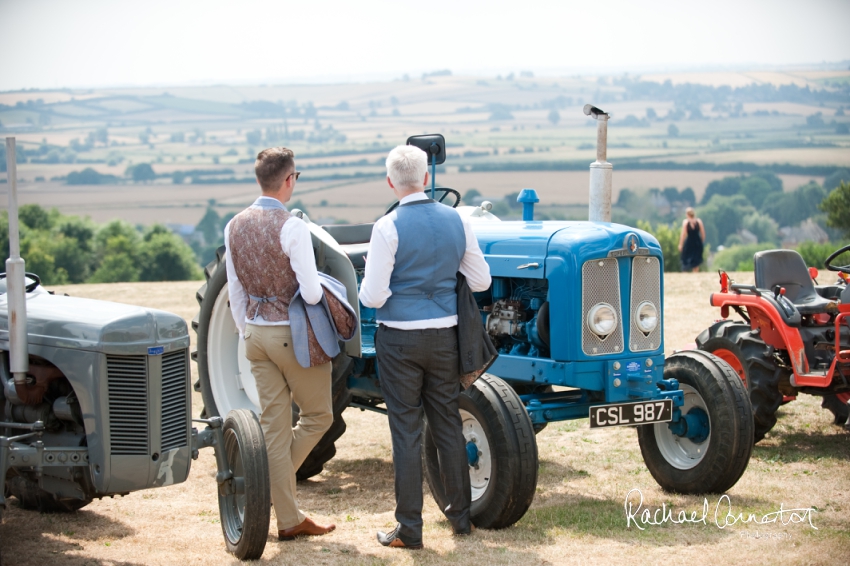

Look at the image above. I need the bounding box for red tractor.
[696,246,850,442]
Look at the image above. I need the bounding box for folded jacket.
[289,272,358,367]
[456,272,498,389]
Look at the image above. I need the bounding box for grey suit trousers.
[375,324,471,542]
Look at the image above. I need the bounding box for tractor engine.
[484,278,550,358]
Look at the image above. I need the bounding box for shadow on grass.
[537,458,592,484]
[258,539,395,565]
[509,490,783,548]
[0,501,140,566]
[321,457,395,479]
[753,427,850,463]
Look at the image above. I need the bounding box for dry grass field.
[3,170,825,227]
[1,273,848,565]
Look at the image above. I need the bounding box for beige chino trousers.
[244,323,333,530]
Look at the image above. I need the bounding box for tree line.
[634,169,850,272]
[0,206,201,285]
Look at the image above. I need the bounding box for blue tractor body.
[348,217,681,428]
[192,145,754,531]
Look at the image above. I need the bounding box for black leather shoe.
[453,523,476,536]
[376,524,423,549]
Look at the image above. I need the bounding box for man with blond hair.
[225,147,336,541]
[360,145,491,549]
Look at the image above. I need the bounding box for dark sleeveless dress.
[681,220,703,271]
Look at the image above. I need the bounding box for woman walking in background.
[678,207,705,272]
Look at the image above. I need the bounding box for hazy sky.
[2,0,850,91]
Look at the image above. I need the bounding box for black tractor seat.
[754,249,833,315]
[321,223,374,270]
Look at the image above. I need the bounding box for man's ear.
[422,171,429,188]
[387,176,395,189]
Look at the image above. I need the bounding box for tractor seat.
[754,249,832,315]
[321,223,374,270]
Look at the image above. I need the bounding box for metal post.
[5,137,28,385]
[430,153,436,199]
[584,105,613,222]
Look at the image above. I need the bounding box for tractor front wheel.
[423,374,538,529]
[638,350,754,494]
[218,409,270,561]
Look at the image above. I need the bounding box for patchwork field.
[0,273,847,565]
[3,170,826,227]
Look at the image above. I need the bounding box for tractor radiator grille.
[581,258,623,356]
[630,256,662,352]
[106,355,149,455]
[161,349,189,452]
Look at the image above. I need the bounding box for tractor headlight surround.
[635,301,658,334]
[587,303,618,337]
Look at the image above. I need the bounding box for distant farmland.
[7,170,825,226]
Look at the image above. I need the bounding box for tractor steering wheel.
[0,272,42,293]
[824,244,850,274]
[384,188,461,215]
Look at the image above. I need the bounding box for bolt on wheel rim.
[460,409,491,501]
[654,384,711,470]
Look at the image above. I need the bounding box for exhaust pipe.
[5,137,28,388]
[584,104,612,222]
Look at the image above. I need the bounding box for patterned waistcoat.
[228,202,300,322]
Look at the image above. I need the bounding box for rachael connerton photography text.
[624,488,818,531]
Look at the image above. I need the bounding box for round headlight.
[635,301,658,334]
[587,303,618,337]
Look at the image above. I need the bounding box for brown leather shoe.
[278,517,336,541]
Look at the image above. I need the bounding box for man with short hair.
[224,147,336,541]
[359,145,491,549]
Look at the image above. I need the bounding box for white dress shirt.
[225,198,322,338]
[359,192,491,329]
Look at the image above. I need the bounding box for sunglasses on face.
[287,171,301,181]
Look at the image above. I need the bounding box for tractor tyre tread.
[697,319,785,443]
[424,374,537,529]
[638,350,754,494]
[219,409,270,560]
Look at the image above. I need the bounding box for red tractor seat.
[754,249,832,315]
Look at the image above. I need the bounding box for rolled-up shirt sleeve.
[224,221,248,338]
[358,216,397,309]
[281,217,323,305]
[458,214,491,292]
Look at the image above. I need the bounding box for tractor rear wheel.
[637,350,754,494]
[696,319,785,443]
[423,374,538,529]
[193,247,352,480]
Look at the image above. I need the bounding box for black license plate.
[589,399,673,428]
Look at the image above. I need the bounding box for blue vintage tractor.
[193,134,754,529]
